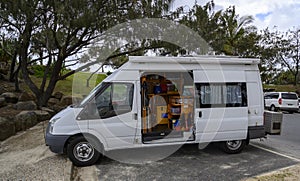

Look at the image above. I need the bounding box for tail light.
[278,98,282,105]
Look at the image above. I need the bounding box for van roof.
[129,56,260,65]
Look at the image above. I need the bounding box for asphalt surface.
[96,145,296,180]
[251,112,300,159]
[94,112,300,180]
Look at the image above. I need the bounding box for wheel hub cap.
[226,140,242,150]
[74,142,94,162]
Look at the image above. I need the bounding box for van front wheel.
[67,136,100,167]
[221,140,246,154]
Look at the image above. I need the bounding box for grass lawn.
[27,72,107,97]
[263,84,300,93]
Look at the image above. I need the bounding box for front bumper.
[45,123,69,154]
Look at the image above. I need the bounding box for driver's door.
[87,82,138,149]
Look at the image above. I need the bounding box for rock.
[0,73,6,80]
[0,117,15,141]
[13,101,37,110]
[19,92,35,102]
[0,97,7,108]
[53,91,64,100]
[41,107,56,117]
[1,104,14,109]
[0,86,5,95]
[0,68,8,75]
[32,110,51,122]
[60,96,82,107]
[15,111,38,132]
[48,98,60,106]
[49,105,64,113]
[1,92,18,103]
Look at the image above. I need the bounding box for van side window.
[95,83,134,119]
[195,83,247,108]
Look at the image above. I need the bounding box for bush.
[30,65,51,78]
[30,65,71,78]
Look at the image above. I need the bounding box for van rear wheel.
[221,140,246,154]
[67,136,100,167]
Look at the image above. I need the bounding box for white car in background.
[264,92,299,113]
[298,97,300,112]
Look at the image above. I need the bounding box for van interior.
[140,72,196,143]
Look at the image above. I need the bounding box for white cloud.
[172,0,300,31]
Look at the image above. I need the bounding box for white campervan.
[45,56,266,166]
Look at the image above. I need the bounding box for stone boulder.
[0,117,15,141]
[32,110,51,122]
[0,97,7,108]
[13,101,37,110]
[0,73,5,80]
[60,96,82,107]
[0,86,5,95]
[53,91,64,100]
[15,111,38,132]
[49,105,64,113]
[18,92,35,102]
[41,107,56,117]
[1,92,18,103]
[48,98,60,106]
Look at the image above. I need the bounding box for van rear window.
[282,93,298,100]
[195,83,247,108]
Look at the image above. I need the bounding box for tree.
[179,2,259,56]
[179,1,224,54]
[0,0,175,107]
[220,6,256,56]
[260,28,300,85]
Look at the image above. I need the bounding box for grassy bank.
[26,72,107,96]
[263,84,300,93]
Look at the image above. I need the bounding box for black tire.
[220,140,246,154]
[67,136,101,167]
[270,105,277,112]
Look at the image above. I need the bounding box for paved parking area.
[96,144,298,181]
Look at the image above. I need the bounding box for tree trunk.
[36,92,53,108]
[14,65,21,92]
[295,72,298,86]
[9,51,17,82]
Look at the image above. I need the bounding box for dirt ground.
[0,121,72,180]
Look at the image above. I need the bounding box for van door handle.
[133,113,138,120]
[199,111,202,118]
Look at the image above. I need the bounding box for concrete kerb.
[244,164,300,181]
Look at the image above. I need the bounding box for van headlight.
[49,117,60,134]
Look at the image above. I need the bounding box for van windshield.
[282,93,298,100]
[78,82,106,107]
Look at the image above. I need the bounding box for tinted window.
[270,93,279,99]
[195,83,247,108]
[264,95,271,99]
[282,93,298,100]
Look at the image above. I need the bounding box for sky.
[172,0,300,31]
